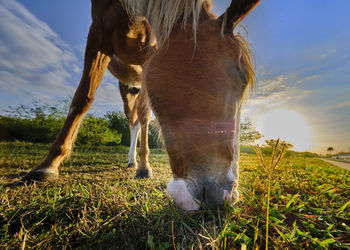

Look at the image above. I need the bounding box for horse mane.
[234,33,255,97]
[121,0,214,47]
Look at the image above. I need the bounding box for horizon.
[0,0,349,154]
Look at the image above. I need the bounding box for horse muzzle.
[167,178,238,211]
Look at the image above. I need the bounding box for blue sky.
[0,0,349,154]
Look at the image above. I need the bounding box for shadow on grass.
[2,180,232,249]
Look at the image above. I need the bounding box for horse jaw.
[167,179,200,211]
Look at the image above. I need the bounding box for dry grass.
[0,142,349,249]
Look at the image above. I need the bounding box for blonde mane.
[121,0,214,47]
[234,33,256,97]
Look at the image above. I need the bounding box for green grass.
[0,142,349,249]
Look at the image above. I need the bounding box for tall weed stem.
[254,139,287,250]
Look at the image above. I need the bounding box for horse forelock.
[121,0,214,47]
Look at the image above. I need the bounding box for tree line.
[0,101,262,148]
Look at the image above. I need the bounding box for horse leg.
[15,22,111,184]
[135,88,152,178]
[119,83,141,169]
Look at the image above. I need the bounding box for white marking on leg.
[35,168,57,175]
[167,179,200,211]
[68,106,75,116]
[128,122,141,164]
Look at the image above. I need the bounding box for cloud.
[0,0,79,103]
[92,71,124,113]
[255,75,288,97]
[296,74,320,84]
[333,100,350,109]
[244,74,315,114]
[0,0,123,115]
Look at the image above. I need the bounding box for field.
[0,142,349,249]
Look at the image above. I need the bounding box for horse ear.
[219,0,261,33]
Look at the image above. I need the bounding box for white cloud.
[0,0,78,103]
[255,75,288,97]
[244,74,315,115]
[94,72,123,107]
[0,0,123,115]
[296,74,320,84]
[333,100,350,109]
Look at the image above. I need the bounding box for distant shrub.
[240,145,255,154]
[0,114,64,143]
[105,112,130,146]
[106,111,163,148]
[76,115,121,146]
[299,151,319,158]
[0,102,121,146]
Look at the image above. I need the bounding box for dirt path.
[319,158,350,171]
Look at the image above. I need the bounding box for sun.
[256,108,313,152]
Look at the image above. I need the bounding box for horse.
[16,0,156,183]
[16,0,260,211]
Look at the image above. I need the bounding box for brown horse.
[16,0,156,183]
[17,0,260,210]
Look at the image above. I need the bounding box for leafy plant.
[1,102,121,146]
[76,115,121,146]
[105,112,130,146]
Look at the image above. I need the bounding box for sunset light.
[256,108,313,152]
[1,1,350,248]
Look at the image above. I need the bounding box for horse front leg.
[118,82,141,169]
[135,88,152,178]
[15,22,111,184]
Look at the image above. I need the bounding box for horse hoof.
[135,169,153,179]
[127,162,138,169]
[12,169,58,186]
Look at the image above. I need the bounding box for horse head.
[136,0,260,210]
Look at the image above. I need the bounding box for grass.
[0,141,349,249]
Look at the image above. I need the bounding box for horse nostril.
[203,186,233,209]
[200,186,206,207]
[202,186,206,201]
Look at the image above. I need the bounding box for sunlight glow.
[256,108,313,152]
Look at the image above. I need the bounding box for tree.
[105,112,163,148]
[105,112,130,146]
[76,115,121,146]
[327,147,334,155]
[1,101,121,145]
[265,139,294,150]
[261,139,294,156]
[239,118,263,144]
[1,101,67,143]
[6,99,70,118]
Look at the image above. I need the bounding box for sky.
[0,0,349,154]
